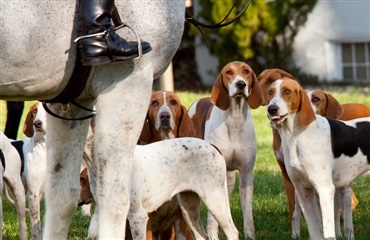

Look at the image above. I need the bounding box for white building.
[293,0,370,82]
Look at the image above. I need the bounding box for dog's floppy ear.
[278,69,296,80]
[325,93,343,119]
[23,106,35,137]
[210,74,230,110]
[138,116,152,144]
[299,89,316,127]
[178,106,196,137]
[248,72,264,109]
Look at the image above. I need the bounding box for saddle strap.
[44,51,91,104]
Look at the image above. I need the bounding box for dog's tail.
[3,182,15,206]
[3,182,30,213]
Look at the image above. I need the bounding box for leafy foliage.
[196,0,318,75]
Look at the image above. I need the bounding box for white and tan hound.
[139,90,195,240]
[257,69,298,231]
[188,61,263,239]
[84,91,196,239]
[308,89,370,122]
[258,69,369,238]
[139,90,196,143]
[267,78,370,240]
[9,101,47,240]
[79,137,239,240]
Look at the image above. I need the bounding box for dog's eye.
[312,97,320,103]
[170,100,177,105]
[152,100,159,106]
[284,89,291,95]
[243,69,249,75]
[226,70,233,75]
[268,90,272,95]
[32,109,37,115]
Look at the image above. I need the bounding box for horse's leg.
[87,154,99,239]
[88,204,99,238]
[94,64,153,238]
[43,102,92,239]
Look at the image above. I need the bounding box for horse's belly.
[0,1,186,101]
[0,1,77,100]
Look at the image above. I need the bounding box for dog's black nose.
[268,105,279,115]
[236,80,246,90]
[33,120,42,129]
[160,111,171,120]
[159,111,171,127]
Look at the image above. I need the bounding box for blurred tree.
[172,20,205,91]
[197,0,318,75]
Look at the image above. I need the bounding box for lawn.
[0,86,369,239]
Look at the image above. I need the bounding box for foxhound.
[139,90,195,240]
[267,78,370,240]
[308,89,370,121]
[139,90,196,143]
[79,137,239,240]
[9,101,47,240]
[188,61,263,239]
[307,89,370,238]
[258,69,369,238]
[257,68,298,226]
[83,91,197,240]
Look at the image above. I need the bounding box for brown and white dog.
[308,89,370,122]
[188,61,263,239]
[139,90,196,240]
[267,78,370,240]
[139,90,196,143]
[257,69,297,229]
[82,91,197,240]
[307,90,370,238]
[9,101,47,240]
[258,69,369,237]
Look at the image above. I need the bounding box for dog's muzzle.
[267,104,287,124]
[33,120,44,132]
[159,111,172,129]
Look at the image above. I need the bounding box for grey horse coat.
[1,1,186,239]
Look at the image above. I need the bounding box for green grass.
[1,87,370,239]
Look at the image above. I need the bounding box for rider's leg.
[77,0,152,66]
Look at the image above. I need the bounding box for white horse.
[1,1,185,239]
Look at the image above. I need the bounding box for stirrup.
[74,23,143,60]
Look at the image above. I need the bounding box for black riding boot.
[76,0,152,66]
